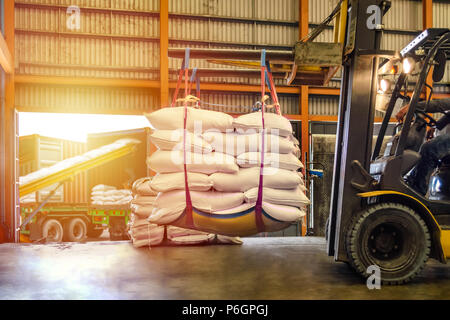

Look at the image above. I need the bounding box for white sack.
[216,235,244,245]
[132,177,158,196]
[169,234,215,245]
[145,107,233,132]
[211,167,302,192]
[132,195,156,206]
[202,131,295,156]
[167,225,208,238]
[155,190,244,213]
[131,204,154,218]
[148,205,185,225]
[147,150,239,174]
[233,112,293,137]
[237,152,304,171]
[150,129,213,153]
[245,186,311,207]
[151,172,212,192]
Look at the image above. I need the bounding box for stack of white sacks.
[143,107,310,234]
[90,184,133,207]
[128,177,243,247]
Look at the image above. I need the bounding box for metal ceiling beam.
[168,48,294,63]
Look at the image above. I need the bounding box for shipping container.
[19,134,87,204]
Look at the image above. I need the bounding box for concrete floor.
[0,237,449,300]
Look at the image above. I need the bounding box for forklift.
[326,0,450,284]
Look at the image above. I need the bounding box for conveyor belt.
[19,139,140,197]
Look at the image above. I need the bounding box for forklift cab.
[326,14,450,284]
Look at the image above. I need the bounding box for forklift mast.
[327,0,392,261]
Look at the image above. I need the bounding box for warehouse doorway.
[17,112,151,243]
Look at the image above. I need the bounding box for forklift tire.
[63,218,87,242]
[42,219,64,243]
[346,203,431,285]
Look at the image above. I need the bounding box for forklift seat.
[370,150,421,176]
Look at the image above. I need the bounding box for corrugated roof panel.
[383,0,422,31]
[434,1,450,29]
[255,0,297,21]
[309,0,340,25]
[255,23,297,46]
[381,32,416,51]
[15,83,160,114]
[309,95,339,116]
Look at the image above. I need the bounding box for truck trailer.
[19,128,152,242]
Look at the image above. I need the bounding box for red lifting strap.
[171,49,194,229]
[254,50,269,234]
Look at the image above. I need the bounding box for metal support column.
[299,0,309,236]
[160,0,169,107]
[327,0,389,261]
[423,0,433,99]
[2,0,16,242]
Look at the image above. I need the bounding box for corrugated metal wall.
[15,0,161,113]
[433,0,450,84]
[14,0,446,116]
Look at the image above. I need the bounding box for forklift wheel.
[346,203,430,285]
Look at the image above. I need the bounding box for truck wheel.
[42,219,64,243]
[87,227,104,238]
[63,218,87,242]
[346,203,431,285]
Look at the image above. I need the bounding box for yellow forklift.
[326,1,450,284]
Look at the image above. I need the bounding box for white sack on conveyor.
[211,167,302,192]
[212,201,305,222]
[132,195,156,206]
[147,150,239,174]
[155,190,244,213]
[132,177,158,196]
[150,172,212,192]
[202,131,295,156]
[145,107,234,132]
[233,113,293,137]
[19,139,140,186]
[244,187,311,207]
[237,152,304,171]
[150,130,213,153]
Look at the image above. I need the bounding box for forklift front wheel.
[346,203,431,285]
